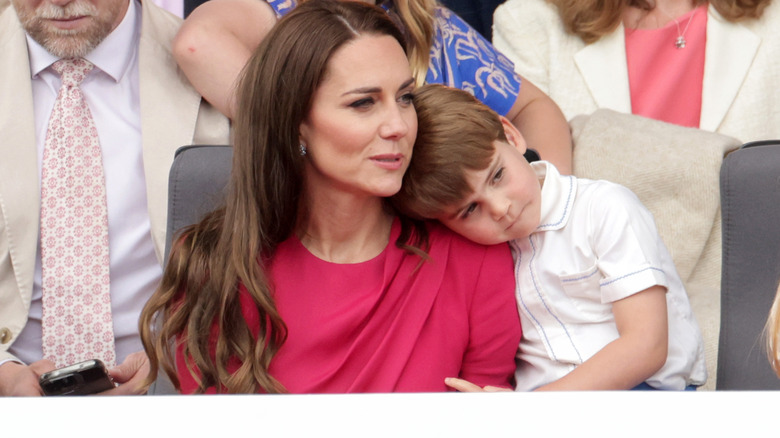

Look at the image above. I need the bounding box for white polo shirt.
[511,161,707,390]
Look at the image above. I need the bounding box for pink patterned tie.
[40,58,116,368]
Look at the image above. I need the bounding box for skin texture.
[0,352,150,395]
[300,35,417,203]
[0,360,54,396]
[0,0,150,397]
[11,0,129,58]
[298,34,418,264]
[171,0,573,173]
[102,351,150,395]
[435,117,542,247]
[446,285,668,391]
[439,120,668,392]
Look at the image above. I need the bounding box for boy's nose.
[488,197,511,221]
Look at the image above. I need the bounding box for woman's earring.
[299,143,307,156]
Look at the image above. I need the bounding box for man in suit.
[0,0,229,395]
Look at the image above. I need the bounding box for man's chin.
[38,33,96,58]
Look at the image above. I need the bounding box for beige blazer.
[493,0,779,143]
[0,0,230,361]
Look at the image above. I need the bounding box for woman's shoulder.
[419,222,514,295]
[425,220,511,260]
[426,219,468,244]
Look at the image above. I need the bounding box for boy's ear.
[499,116,527,154]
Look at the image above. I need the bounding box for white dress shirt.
[512,162,707,390]
[10,0,163,366]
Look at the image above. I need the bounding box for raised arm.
[173,0,277,118]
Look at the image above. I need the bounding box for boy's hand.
[445,377,512,392]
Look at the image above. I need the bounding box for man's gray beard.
[14,1,112,59]
[34,31,99,58]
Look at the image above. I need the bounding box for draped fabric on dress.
[176,219,522,393]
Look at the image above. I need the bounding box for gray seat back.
[164,145,233,261]
[149,145,232,395]
[718,140,780,390]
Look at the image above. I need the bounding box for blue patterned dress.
[266,0,521,116]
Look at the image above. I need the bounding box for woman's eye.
[492,167,504,183]
[461,203,478,219]
[349,97,374,109]
[399,93,414,105]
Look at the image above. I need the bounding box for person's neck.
[297,192,394,264]
[624,0,699,30]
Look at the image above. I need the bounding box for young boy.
[394,85,707,390]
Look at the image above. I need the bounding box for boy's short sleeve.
[587,183,671,304]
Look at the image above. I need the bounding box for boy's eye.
[492,167,504,183]
[349,97,374,109]
[460,203,478,219]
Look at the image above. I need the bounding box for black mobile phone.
[39,359,116,396]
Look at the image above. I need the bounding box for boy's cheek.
[440,219,507,246]
[438,218,474,242]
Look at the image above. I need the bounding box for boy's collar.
[533,161,577,232]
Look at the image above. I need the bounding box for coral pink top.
[177,219,522,393]
[625,4,708,128]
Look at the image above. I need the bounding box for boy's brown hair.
[392,84,506,219]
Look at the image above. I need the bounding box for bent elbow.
[173,24,211,68]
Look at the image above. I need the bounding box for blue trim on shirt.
[561,266,600,283]
[600,266,665,287]
[520,236,584,364]
[538,175,575,230]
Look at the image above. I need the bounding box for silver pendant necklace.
[660,7,697,49]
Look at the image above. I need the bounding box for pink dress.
[625,4,708,128]
[177,219,522,393]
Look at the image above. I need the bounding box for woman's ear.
[499,116,527,154]
[299,119,312,147]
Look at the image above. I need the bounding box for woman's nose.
[379,103,411,140]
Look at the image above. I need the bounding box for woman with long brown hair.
[169,0,574,174]
[139,0,521,394]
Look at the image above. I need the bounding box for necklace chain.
[658,7,697,49]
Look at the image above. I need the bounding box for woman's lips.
[370,154,404,170]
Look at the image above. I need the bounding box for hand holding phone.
[0,360,54,396]
[39,359,116,396]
